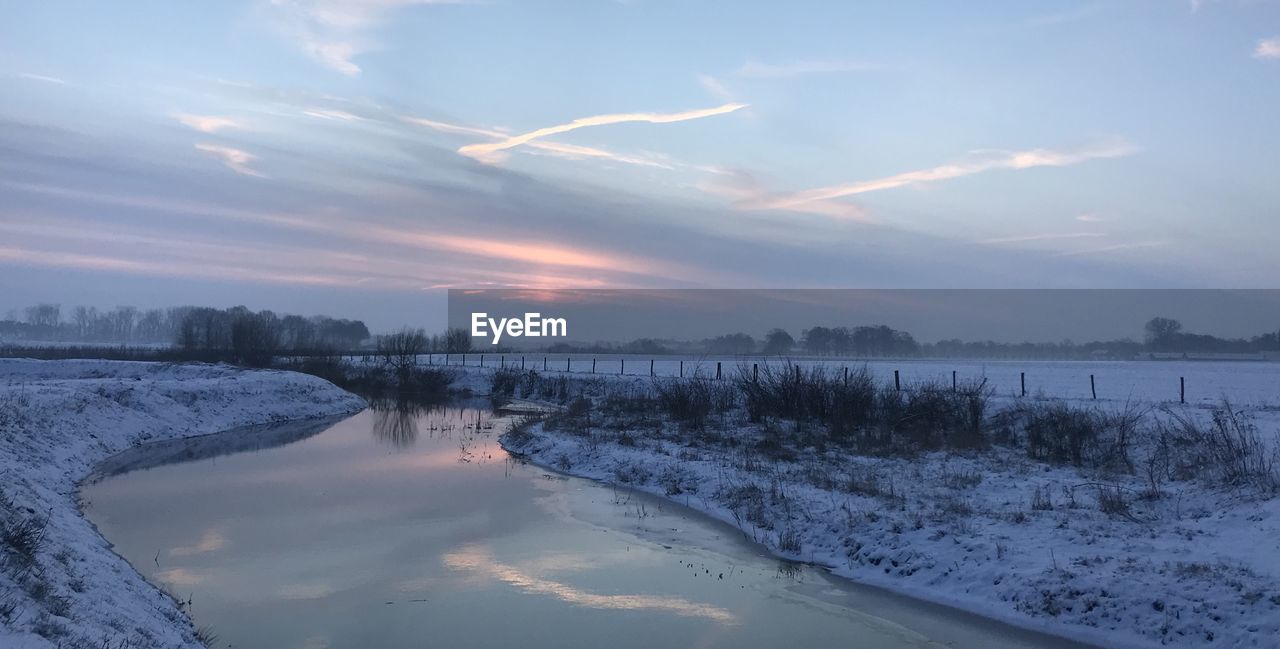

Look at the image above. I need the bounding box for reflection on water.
[368,395,495,451]
[443,543,737,624]
[82,399,1092,649]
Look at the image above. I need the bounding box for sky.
[1,0,1278,332]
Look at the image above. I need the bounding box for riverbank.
[0,359,365,648]
[478,364,1280,649]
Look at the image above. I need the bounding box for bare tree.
[24,304,60,329]
[377,328,427,374]
[444,327,472,354]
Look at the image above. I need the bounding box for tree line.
[537,318,1280,359]
[1,303,370,361]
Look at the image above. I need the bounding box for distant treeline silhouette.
[4,304,1279,362]
[540,318,1280,359]
[2,303,371,366]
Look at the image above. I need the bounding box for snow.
[0,359,365,648]
[434,354,1280,406]
[479,363,1280,649]
[4,356,1277,648]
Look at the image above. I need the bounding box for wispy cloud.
[16,72,68,85]
[303,107,364,121]
[979,232,1106,245]
[264,0,461,75]
[736,60,876,79]
[195,143,265,177]
[1076,213,1104,222]
[1027,5,1103,26]
[1052,240,1170,257]
[1255,37,1280,60]
[176,114,242,133]
[697,74,733,100]
[2,180,700,283]
[457,103,747,163]
[403,116,674,168]
[723,141,1138,220]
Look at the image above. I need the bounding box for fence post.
[1021,372,1026,397]
[1180,376,1185,403]
[650,359,654,376]
[592,358,596,374]
[566,357,570,372]
[952,370,957,392]
[894,369,900,391]
[481,355,485,367]
[753,363,758,383]
[716,362,722,380]
[1090,374,1096,399]
[500,355,504,368]
[795,365,801,382]
[445,353,449,365]
[462,353,466,366]
[521,356,525,370]
[544,357,547,371]
[428,354,433,366]
[843,366,848,386]
[680,360,683,378]
[620,358,624,375]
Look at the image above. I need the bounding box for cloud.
[1052,240,1170,257]
[1075,213,1104,222]
[264,0,462,75]
[2,180,693,283]
[303,107,364,121]
[729,141,1138,219]
[697,74,733,100]
[736,60,876,79]
[16,72,68,85]
[979,232,1106,245]
[195,143,266,177]
[1255,37,1280,60]
[176,114,242,133]
[457,103,747,163]
[1027,5,1103,26]
[404,115,674,168]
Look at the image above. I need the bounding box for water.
[82,400,1091,649]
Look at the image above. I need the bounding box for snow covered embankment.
[487,366,1280,649]
[0,359,365,649]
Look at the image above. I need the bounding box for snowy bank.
[0,359,365,648]
[478,365,1280,649]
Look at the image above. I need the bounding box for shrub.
[490,368,525,398]
[1159,402,1278,493]
[1011,401,1142,471]
[1095,485,1131,518]
[867,378,992,454]
[652,376,735,430]
[1,492,49,569]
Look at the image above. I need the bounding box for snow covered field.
[479,363,1280,649]
[0,360,364,648]
[3,356,1275,648]
[436,354,1280,406]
